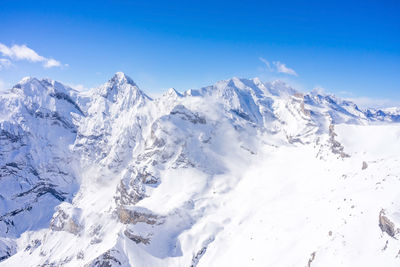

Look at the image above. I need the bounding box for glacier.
[0,72,400,266]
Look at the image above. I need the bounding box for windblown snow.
[0,72,400,266]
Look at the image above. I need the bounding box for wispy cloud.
[0,58,12,70]
[66,83,90,92]
[334,90,395,108]
[259,57,272,71]
[259,57,298,76]
[0,43,62,68]
[43,58,61,68]
[274,61,298,76]
[0,79,7,91]
[345,97,400,109]
[318,87,400,109]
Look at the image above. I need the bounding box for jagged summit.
[18,76,35,84]
[3,74,398,124]
[164,87,182,98]
[109,71,136,87]
[11,76,77,97]
[95,72,152,104]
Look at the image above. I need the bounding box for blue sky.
[0,0,399,107]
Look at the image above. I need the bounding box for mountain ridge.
[0,72,400,266]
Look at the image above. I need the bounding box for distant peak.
[252,77,262,84]
[12,77,41,92]
[310,87,326,96]
[270,80,287,86]
[109,72,136,86]
[265,80,297,96]
[97,72,153,103]
[10,76,77,98]
[18,76,37,84]
[165,87,182,97]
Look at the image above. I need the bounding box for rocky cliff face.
[1,73,400,266]
[0,78,80,244]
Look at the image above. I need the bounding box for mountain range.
[1,72,400,266]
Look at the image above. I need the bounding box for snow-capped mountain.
[1,72,400,266]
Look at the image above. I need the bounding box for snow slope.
[0,72,400,266]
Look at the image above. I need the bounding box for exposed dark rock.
[191,247,207,267]
[0,240,16,262]
[50,208,82,235]
[152,137,166,148]
[231,109,252,122]
[49,92,84,116]
[84,249,123,267]
[307,251,316,267]
[173,152,195,169]
[382,240,389,251]
[15,183,66,202]
[329,124,350,158]
[124,229,150,245]
[0,253,12,262]
[24,239,41,254]
[379,209,399,238]
[76,251,85,260]
[170,105,206,124]
[287,135,304,144]
[115,179,144,206]
[362,161,368,170]
[0,205,32,225]
[116,207,162,225]
[25,107,76,131]
[137,171,158,185]
[0,129,23,143]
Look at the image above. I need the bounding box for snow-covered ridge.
[1,73,400,266]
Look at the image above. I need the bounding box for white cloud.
[43,58,61,68]
[0,58,12,69]
[66,83,90,92]
[334,90,400,109]
[311,86,326,95]
[0,79,8,91]
[273,61,298,76]
[259,57,272,71]
[0,43,63,68]
[259,57,298,76]
[0,43,44,62]
[72,84,88,91]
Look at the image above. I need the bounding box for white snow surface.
[0,72,400,266]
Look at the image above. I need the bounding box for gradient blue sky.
[0,0,399,107]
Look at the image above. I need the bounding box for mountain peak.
[12,77,46,96]
[12,77,75,96]
[109,72,136,87]
[19,76,35,84]
[95,72,152,105]
[2,73,400,266]
[264,80,297,96]
[98,72,138,97]
[165,87,182,97]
